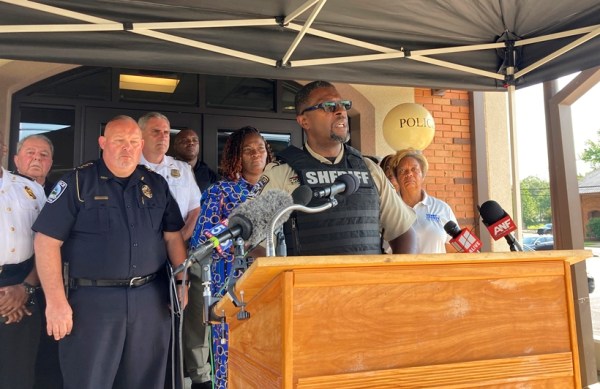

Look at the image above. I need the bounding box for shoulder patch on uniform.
[47,180,68,203]
[257,174,270,188]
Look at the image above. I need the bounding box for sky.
[515,73,600,181]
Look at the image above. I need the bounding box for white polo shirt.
[412,191,457,254]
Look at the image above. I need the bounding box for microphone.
[231,189,294,247]
[313,174,360,199]
[276,185,312,257]
[172,215,252,275]
[443,221,482,253]
[173,189,294,274]
[478,200,523,251]
[292,184,313,206]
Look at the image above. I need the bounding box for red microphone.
[444,221,482,253]
[478,200,523,251]
[485,214,517,240]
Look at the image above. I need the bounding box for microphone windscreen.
[292,185,312,206]
[228,214,253,240]
[337,173,360,196]
[479,200,506,225]
[229,189,294,246]
[443,220,461,238]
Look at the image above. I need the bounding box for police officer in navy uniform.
[33,115,189,389]
[254,80,417,255]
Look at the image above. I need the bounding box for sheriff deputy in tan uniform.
[253,80,416,255]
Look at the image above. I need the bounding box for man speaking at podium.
[254,80,416,255]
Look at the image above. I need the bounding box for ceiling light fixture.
[119,74,180,93]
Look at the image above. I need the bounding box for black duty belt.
[71,273,158,288]
[0,257,34,287]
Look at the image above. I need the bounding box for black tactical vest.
[278,145,382,256]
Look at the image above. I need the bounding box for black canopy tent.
[0,0,599,91]
[2,0,600,386]
[1,0,596,239]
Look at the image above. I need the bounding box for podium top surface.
[213,249,591,317]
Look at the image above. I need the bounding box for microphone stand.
[225,237,251,321]
[173,243,213,276]
[199,252,217,326]
[215,200,340,324]
[275,227,287,257]
[509,240,524,252]
[266,198,338,257]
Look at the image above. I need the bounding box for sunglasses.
[300,100,352,115]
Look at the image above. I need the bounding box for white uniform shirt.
[412,191,457,254]
[140,154,201,219]
[0,168,46,265]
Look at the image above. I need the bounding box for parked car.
[523,234,554,251]
[537,223,553,235]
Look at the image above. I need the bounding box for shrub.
[587,217,600,240]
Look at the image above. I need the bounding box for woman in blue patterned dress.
[189,126,273,388]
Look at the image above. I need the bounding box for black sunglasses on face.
[300,100,352,115]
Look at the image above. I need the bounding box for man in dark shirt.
[172,128,217,387]
[33,115,189,389]
[172,129,218,192]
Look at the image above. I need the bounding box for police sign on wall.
[382,103,435,151]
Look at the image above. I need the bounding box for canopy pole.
[507,81,523,239]
[503,39,523,239]
[281,0,327,66]
[516,26,600,79]
[284,0,321,24]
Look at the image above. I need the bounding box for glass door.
[203,114,302,172]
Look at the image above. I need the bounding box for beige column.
[472,90,513,252]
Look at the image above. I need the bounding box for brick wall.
[414,88,476,229]
[581,193,600,237]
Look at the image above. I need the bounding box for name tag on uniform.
[94,196,109,200]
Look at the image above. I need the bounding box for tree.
[587,217,600,239]
[520,176,551,227]
[580,130,600,169]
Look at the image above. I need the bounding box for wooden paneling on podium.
[214,250,590,388]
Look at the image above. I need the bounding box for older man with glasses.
[252,80,416,257]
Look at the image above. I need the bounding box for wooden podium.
[214,250,591,388]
